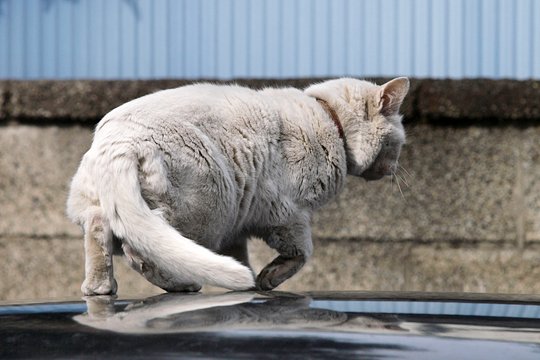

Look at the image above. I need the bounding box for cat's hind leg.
[257,214,313,291]
[81,207,118,296]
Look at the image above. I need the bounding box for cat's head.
[305,77,409,181]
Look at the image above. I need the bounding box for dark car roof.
[2,291,540,359]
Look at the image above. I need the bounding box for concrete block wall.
[1,79,539,301]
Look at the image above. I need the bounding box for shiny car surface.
[2,291,540,359]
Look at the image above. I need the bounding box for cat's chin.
[360,171,386,182]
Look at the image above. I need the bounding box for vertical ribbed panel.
[0,0,539,79]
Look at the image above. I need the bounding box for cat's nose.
[383,163,396,176]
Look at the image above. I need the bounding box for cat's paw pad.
[164,283,202,293]
[256,268,278,291]
[256,255,306,291]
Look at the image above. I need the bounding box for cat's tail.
[95,146,254,291]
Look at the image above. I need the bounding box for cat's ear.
[378,77,409,117]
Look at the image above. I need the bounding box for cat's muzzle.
[360,163,395,181]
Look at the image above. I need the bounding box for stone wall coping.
[1,78,539,124]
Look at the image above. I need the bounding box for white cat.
[67,77,409,295]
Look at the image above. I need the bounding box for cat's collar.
[315,98,345,140]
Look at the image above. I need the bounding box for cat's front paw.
[256,255,306,291]
[81,277,118,296]
[256,269,277,291]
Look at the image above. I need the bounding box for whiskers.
[390,164,413,200]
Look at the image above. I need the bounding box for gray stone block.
[417,79,540,121]
[3,236,540,301]
[0,125,92,237]
[313,124,532,243]
[523,127,540,242]
[7,78,539,124]
[0,83,6,121]
[0,237,161,301]
[249,238,540,294]
[6,80,189,122]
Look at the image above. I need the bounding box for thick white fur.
[67,77,409,294]
[68,128,255,291]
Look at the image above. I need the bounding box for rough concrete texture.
[313,125,540,241]
[0,237,161,301]
[3,78,539,123]
[0,125,92,237]
[2,236,540,301]
[523,127,540,242]
[417,79,540,121]
[316,124,538,242]
[249,239,540,294]
[4,80,187,122]
[0,83,6,120]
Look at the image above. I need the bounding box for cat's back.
[92,83,292,163]
[100,83,269,128]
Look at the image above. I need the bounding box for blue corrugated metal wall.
[0,0,539,80]
[310,300,540,319]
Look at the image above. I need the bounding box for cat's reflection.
[75,292,540,344]
[75,292,396,334]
